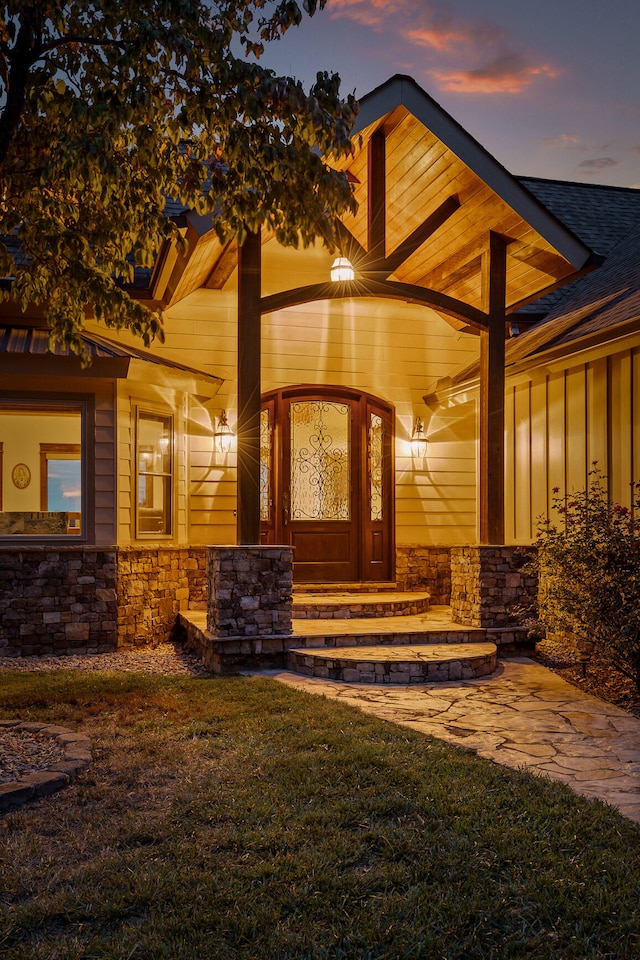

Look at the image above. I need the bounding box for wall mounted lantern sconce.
[214,410,234,455]
[330,256,355,282]
[411,417,428,460]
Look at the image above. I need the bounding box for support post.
[368,129,386,261]
[237,228,262,545]
[479,232,507,544]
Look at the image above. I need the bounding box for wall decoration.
[11,463,31,489]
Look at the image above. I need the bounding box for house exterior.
[1,75,639,659]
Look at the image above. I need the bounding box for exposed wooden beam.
[237,228,262,546]
[506,242,575,280]
[368,129,386,261]
[205,240,238,289]
[479,232,507,544]
[366,195,460,276]
[260,278,488,331]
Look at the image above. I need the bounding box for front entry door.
[261,387,394,583]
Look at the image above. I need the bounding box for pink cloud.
[542,135,581,148]
[408,26,470,52]
[408,15,499,54]
[329,0,559,97]
[327,0,398,29]
[432,55,557,95]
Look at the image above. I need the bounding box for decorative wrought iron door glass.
[290,400,350,521]
[369,412,384,521]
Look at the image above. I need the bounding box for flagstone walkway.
[269,657,640,824]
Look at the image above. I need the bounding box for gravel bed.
[0,643,210,676]
[0,729,66,784]
[0,644,208,789]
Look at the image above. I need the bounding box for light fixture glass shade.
[330,256,355,282]
[411,417,428,459]
[215,410,234,454]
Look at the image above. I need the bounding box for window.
[136,411,173,536]
[40,444,82,534]
[0,402,85,537]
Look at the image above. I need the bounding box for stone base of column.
[207,546,293,638]
[450,545,537,628]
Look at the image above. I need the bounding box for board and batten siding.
[504,344,640,543]
[157,282,480,547]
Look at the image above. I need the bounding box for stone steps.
[289,592,499,683]
[292,590,431,620]
[178,599,531,677]
[287,642,498,684]
[295,582,398,594]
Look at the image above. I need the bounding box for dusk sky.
[259,0,640,188]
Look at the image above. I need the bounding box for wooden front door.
[261,387,394,583]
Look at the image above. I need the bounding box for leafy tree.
[527,466,640,690]
[0,1,357,360]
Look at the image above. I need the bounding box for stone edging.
[0,720,93,814]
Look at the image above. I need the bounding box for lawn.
[1,670,639,959]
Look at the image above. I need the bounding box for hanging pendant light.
[330,257,355,282]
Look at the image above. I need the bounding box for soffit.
[151,75,597,321]
[329,76,596,316]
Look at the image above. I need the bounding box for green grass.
[1,670,639,959]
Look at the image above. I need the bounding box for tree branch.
[0,6,41,166]
[37,34,128,56]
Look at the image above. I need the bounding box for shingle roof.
[504,221,640,364]
[518,177,640,257]
[513,178,640,319]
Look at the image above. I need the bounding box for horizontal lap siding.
[162,289,480,547]
[262,298,479,547]
[93,385,117,544]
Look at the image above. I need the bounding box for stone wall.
[0,545,208,657]
[207,546,293,638]
[116,547,207,648]
[0,547,118,656]
[450,545,537,627]
[395,545,451,603]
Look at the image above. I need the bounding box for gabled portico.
[229,75,597,557]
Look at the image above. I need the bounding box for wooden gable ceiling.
[141,75,597,326]
[329,78,598,323]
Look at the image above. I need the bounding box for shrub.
[529,465,640,690]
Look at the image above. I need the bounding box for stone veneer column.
[395,545,451,603]
[207,546,293,638]
[450,545,536,627]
